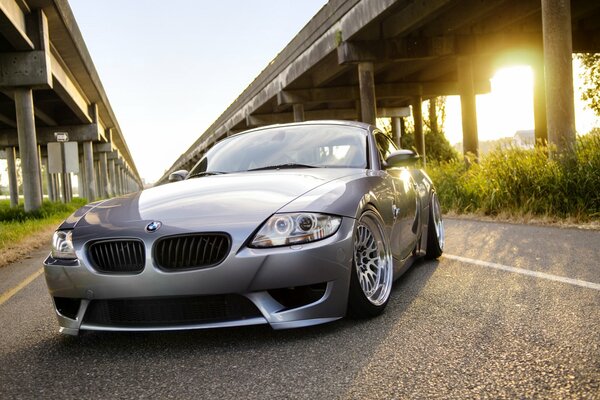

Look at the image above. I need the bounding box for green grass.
[426,131,600,221]
[0,198,88,253]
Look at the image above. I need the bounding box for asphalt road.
[0,218,598,399]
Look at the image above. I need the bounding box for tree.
[576,53,600,117]
[377,97,458,163]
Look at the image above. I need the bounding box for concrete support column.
[429,98,438,133]
[533,56,548,145]
[94,160,101,196]
[541,0,575,151]
[98,151,109,198]
[66,173,73,202]
[412,96,425,165]
[50,174,58,201]
[108,159,117,197]
[43,157,55,202]
[123,170,129,193]
[59,144,69,203]
[15,88,42,211]
[82,141,97,202]
[120,168,126,194]
[119,168,125,194]
[391,117,403,148]
[6,147,19,207]
[293,104,305,122]
[78,158,87,199]
[53,174,60,201]
[76,168,83,199]
[37,145,44,201]
[457,57,479,159]
[115,166,121,195]
[358,62,377,125]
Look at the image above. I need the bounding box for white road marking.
[444,254,600,291]
[0,268,44,306]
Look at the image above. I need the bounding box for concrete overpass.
[0,0,142,211]
[159,0,600,184]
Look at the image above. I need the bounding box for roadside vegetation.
[0,198,87,265]
[425,130,600,221]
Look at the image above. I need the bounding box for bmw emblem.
[146,221,162,233]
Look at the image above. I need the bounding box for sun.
[444,61,600,147]
[444,66,535,146]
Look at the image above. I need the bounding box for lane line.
[444,254,600,291]
[0,268,44,306]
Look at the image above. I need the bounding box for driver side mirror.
[385,150,420,168]
[168,169,189,182]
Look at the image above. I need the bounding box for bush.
[426,131,600,220]
[402,128,459,163]
[0,198,88,223]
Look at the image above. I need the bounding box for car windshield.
[188,125,367,176]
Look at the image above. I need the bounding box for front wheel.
[425,193,444,259]
[348,208,393,318]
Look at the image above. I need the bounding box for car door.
[374,132,419,261]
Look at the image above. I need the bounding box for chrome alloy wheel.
[353,212,393,306]
[431,194,445,251]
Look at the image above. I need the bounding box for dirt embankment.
[0,225,55,269]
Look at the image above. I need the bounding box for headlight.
[250,213,342,248]
[51,230,77,259]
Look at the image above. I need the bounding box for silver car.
[44,121,444,336]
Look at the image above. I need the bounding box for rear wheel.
[348,209,393,318]
[425,193,444,259]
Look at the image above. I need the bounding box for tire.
[425,192,444,260]
[348,208,393,318]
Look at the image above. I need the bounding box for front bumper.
[44,218,355,335]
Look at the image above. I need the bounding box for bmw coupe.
[44,121,444,335]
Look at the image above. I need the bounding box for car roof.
[230,120,375,138]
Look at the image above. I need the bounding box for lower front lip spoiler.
[79,317,268,334]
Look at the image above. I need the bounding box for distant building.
[513,129,535,149]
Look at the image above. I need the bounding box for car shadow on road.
[0,259,441,398]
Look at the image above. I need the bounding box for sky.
[1,1,598,187]
[68,0,329,184]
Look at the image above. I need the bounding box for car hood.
[67,169,362,232]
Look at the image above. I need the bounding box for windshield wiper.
[247,163,317,171]
[187,171,227,179]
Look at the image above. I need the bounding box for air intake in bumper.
[153,233,230,270]
[82,295,262,327]
[88,239,145,273]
